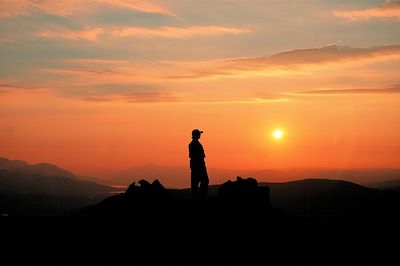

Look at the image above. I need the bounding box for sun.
[273,129,283,139]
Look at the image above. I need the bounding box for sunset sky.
[1,0,400,180]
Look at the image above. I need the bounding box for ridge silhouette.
[1,160,400,265]
[82,176,272,218]
[2,176,399,265]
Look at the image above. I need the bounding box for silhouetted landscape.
[0,157,119,216]
[2,0,400,264]
[109,164,400,188]
[1,157,399,265]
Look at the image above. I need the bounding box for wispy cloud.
[0,79,37,91]
[0,37,14,43]
[39,27,105,42]
[33,44,400,103]
[38,25,251,42]
[228,45,400,67]
[110,25,250,38]
[299,84,400,95]
[102,0,174,16]
[333,2,400,20]
[0,76,178,103]
[168,44,400,79]
[36,61,179,102]
[38,59,289,103]
[34,44,400,104]
[0,80,50,96]
[41,59,157,86]
[83,91,180,103]
[0,0,174,19]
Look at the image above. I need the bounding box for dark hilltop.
[1,175,399,265]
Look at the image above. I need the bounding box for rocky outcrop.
[82,179,171,216]
[83,177,271,216]
[218,176,271,209]
[125,179,171,204]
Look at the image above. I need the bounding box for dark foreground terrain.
[1,177,399,265]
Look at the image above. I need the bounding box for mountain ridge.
[167,178,400,216]
[109,164,400,188]
[0,167,118,215]
[0,157,75,178]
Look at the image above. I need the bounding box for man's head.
[192,129,203,140]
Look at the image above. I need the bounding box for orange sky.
[1,88,399,178]
[1,1,400,179]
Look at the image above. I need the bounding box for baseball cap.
[192,129,203,135]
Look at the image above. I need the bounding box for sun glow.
[273,129,283,139]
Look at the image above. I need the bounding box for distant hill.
[110,165,400,188]
[1,156,399,216]
[4,177,400,265]
[261,179,400,215]
[0,157,75,178]
[168,178,400,216]
[254,168,400,185]
[0,169,119,215]
[366,179,400,191]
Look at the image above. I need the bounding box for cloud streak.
[228,45,400,67]
[83,91,180,103]
[39,27,105,42]
[41,59,160,86]
[0,81,50,97]
[36,61,180,103]
[38,25,251,42]
[0,0,174,19]
[333,2,400,20]
[32,44,400,103]
[167,44,400,79]
[299,85,400,95]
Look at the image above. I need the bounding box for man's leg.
[191,171,199,199]
[199,169,209,199]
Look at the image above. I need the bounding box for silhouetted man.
[189,129,209,199]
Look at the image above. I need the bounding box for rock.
[125,179,171,205]
[218,176,270,208]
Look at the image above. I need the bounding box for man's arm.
[188,143,193,159]
[189,142,205,160]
